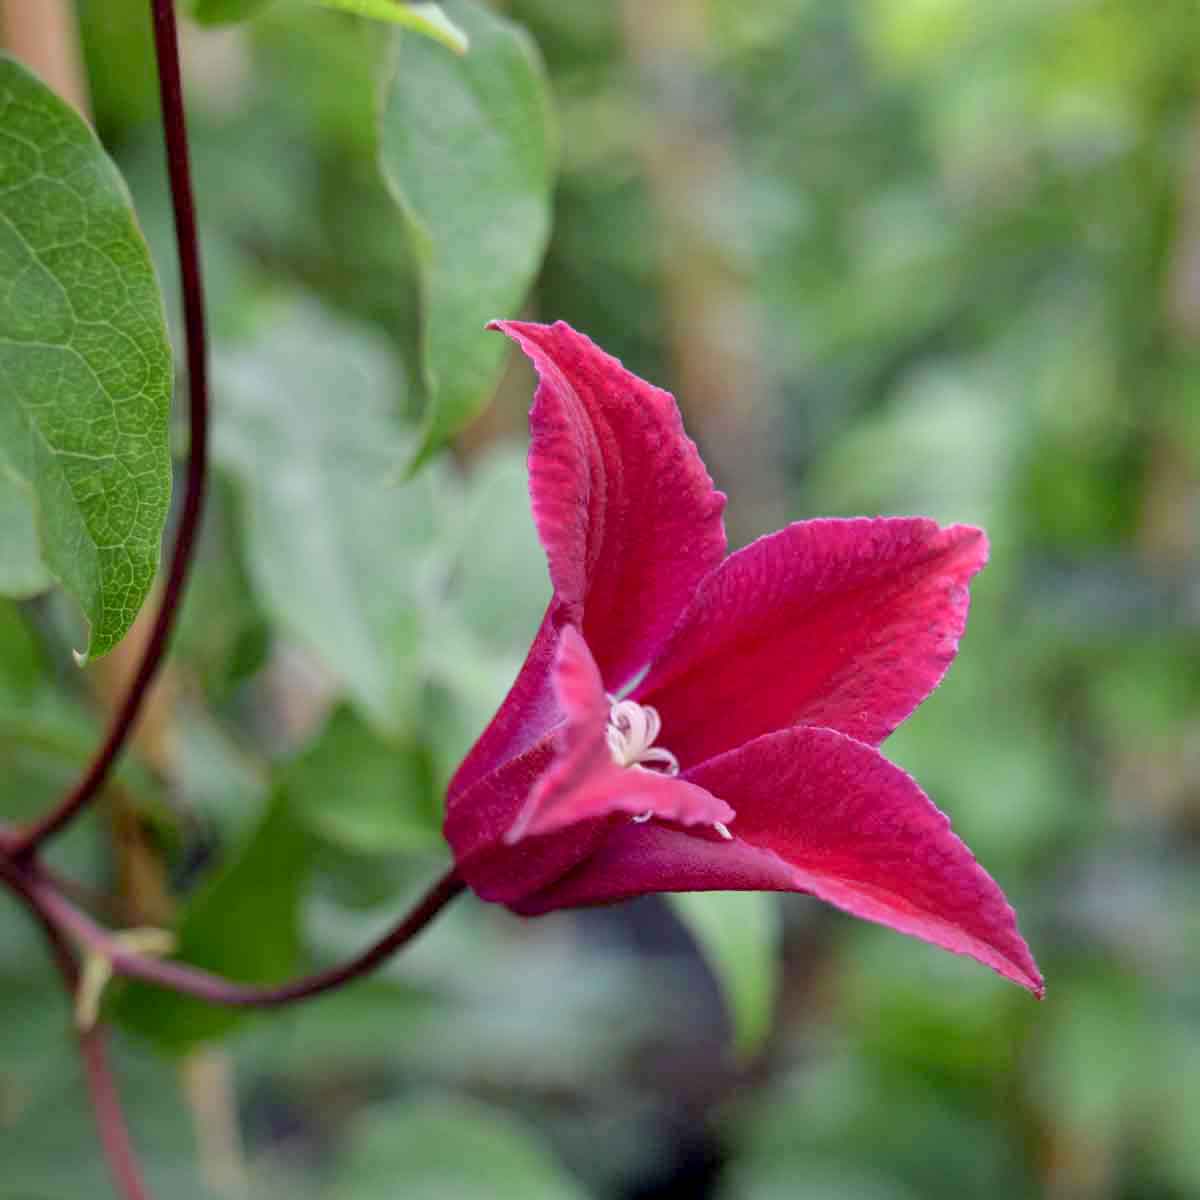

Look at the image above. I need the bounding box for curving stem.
[79,1031,156,1200]
[0,856,155,1200]
[25,864,465,1009]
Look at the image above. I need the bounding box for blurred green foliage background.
[4,1,1200,1197]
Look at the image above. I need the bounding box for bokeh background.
[4,1,1200,1197]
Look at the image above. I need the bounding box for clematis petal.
[637,518,988,767]
[514,821,797,913]
[507,627,734,842]
[493,320,728,692]
[443,732,615,906]
[520,726,1043,996]
[516,759,734,843]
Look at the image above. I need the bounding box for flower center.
[605,698,732,841]
[606,698,679,775]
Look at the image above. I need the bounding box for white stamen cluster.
[605,698,733,841]
[606,698,680,775]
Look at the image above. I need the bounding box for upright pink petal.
[520,726,1043,996]
[508,627,733,842]
[493,321,728,692]
[637,519,988,767]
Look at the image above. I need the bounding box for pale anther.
[606,699,733,841]
[606,699,678,775]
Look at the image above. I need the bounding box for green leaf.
[189,0,276,24]
[0,467,51,596]
[212,305,441,732]
[378,0,555,467]
[176,709,270,845]
[115,796,311,1050]
[171,477,270,698]
[418,446,547,791]
[668,890,780,1060]
[0,599,38,697]
[315,2,469,53]
[0,56,172,659]
[288,704,440,854]
[189,0,467,47]
[330,1096,587,1200]
[451,446,548,651]
[420,620,522,793]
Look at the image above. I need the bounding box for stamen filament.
[605,697,733,842]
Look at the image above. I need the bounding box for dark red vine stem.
[0,857,155,1200]
[0,3,207,1191]
[78,1031,155,1200]
[8,0,209,860]
[0,853,79,985]
[28,864,465,1008]
[0,5,468,1198]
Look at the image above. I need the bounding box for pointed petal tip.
[509,316,728,688]
[487,317,536,340]
[999,961,1045,999]
[638,516,994,758]
[924,930,1043,997]
[1017,950,1046,999]
[680,727,1042,1000]
[979,940,1044,998]
[486,317,553,340]
[940,520,990,572]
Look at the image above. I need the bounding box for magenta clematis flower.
[444,321,1042,996]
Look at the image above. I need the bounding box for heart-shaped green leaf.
[212,305,440,732]
[379,0,554,468]
[0,57,172,659]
